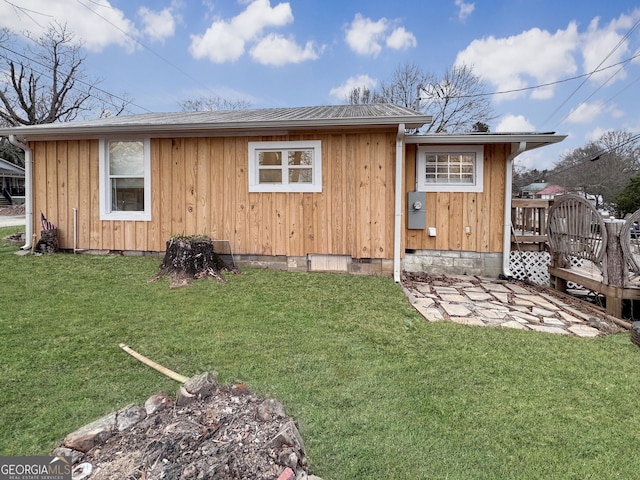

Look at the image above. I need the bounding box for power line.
[553,56,636,128]
[546,132,640,177]
[73,0,217,97]
[0,44,152,114]
[1,0,52,28]
[419,51,640,101]
[542,16,640,128]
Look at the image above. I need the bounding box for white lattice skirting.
[509,251,585,286]
[509,251,551,285]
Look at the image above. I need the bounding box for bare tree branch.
[0,22,133,127]
[345,62,496,133]
[179,96,252,112]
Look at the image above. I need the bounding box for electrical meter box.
[407,191,426,230]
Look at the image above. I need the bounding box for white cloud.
[138,7,176,43]
[189,0,296,63]
[454,0,475,21]
[188,0,317,66]
[585,126,611,142]
[581,14,637,84]
[250,34,320,66]
[386,27,417,50]
[455,9,640,104]
[565,101,604,124]
[345,13,416,57]
[0,0,138,52]
[345,13,388,57]
[455,24,579,101]
[329,74,377,101]
[189,21,247,62]
[232,0,293,38]
[495,114,535,132]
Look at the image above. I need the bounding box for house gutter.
[8,135,32,250]
[502,141,526,278]
[393,124,405,283]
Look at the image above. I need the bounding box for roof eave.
[406,133,567,151]
[0,116,432,141]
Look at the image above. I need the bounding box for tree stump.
[150,235,239,288]
[35,229,58,254]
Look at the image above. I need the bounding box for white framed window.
[416,145,483,192]
[99,138,151,221]
[248,140,322,192]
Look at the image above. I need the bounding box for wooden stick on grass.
[119,343,189,383]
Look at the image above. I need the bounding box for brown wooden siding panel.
[45,142,58,230]
[56,142,69,247]
[88,140,101,250]
[489,145,506,251]
[33,129,405,259]
[330,134,345,253]
[344,134,357,257]
[184,138,198,234]
[404,144,506,254]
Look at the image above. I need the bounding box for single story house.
[519,182,548,198]
[535,184,567,199]
[0,157,25,204]
[0,104,565,281]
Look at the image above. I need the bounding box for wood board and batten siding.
[29,129,399,259]
[404,143,508,254]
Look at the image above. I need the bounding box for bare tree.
[378,62,431,110]
[345,62,495,133]
[0,23,131,127]
[549,131,640,209]
[419,64,496,133]
[347,86,374,105]
[179,96,252,112]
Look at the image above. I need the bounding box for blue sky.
[2,0,640,171]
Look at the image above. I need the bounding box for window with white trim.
[248,140,322,192]
[99,138,151,220]
[416,145,483,192]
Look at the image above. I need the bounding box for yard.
[1,225,640,479]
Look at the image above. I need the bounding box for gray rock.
[269,421,305,453]
[278,448,299,469]
[63,412,117,453]
[256,398,286,421]
[183,371,218,398]
[145,392,174,415]
[116,404,147,431]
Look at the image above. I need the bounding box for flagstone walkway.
[402,274,622,338]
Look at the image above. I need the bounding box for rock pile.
[53,372,322,480]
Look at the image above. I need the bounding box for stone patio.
[402,274,623,337]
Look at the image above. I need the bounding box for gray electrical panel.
[407,191,426,230]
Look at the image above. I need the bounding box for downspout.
[502,141,526,278]
[393,124,405,283]
[8,135,32,250]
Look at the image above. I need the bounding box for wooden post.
[603,220,626,317]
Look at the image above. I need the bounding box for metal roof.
[0,157,24,176]
[0,104,432,141]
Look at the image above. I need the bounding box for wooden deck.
[511,198,551,250]
[549,264,640,301]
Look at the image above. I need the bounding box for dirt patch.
[56,381,319,480]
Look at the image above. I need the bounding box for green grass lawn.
[2,225,640,479]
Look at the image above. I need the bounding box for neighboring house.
[519,182,548,198]
[0,157,25,204]
[0,105,565,281]
[535,184,566,199]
